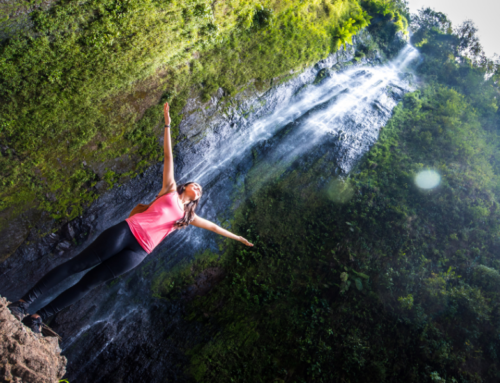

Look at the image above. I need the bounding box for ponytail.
[174,182,201,229]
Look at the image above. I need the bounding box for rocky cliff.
[0,26,411,382]
[0,296,67,383]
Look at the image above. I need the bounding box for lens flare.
[415,170,440,189]
[327,178,354,203]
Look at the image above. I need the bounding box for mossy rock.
[313,68,332,85]
[331,64,342,72]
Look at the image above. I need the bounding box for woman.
[8,102,254,334]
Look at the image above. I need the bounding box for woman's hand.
[164,102,171,126]
[160,101,175,192]
[239,236,254,247]
[191,217,255,246]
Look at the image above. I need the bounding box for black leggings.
[22,221,147,321]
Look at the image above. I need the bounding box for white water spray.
[178,45,419,186]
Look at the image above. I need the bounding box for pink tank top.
[125,191,185,254]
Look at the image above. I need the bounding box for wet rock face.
[52,296,201,383]
[0,163,163,302]
[0,30,415,383]
[0,296,67,383]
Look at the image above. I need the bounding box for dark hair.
[174,182,202,229]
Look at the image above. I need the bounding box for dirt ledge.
[0,296,67,383]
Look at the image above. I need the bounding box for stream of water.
[179,45,418,184]
[167,44,419,258]
[23,42,420,382]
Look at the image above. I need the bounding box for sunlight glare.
[415,170,440,189]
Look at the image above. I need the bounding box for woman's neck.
[179,193,191,205]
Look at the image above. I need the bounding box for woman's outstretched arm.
[159,102,176,196]
[190,215,254,246]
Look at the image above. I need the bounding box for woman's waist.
[126,219,176,253]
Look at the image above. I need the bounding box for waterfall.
[169,44,419,257]
[25,42,420,382]
[178,45,418,184]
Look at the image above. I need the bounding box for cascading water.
[169,44,418,257]
[178,44,418,184]
[1,36,419,382]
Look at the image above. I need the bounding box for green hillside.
[0,0,384,246]
[4,1,500,382]
[151,8,500,383]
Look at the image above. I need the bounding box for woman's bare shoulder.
[158,185,177,197]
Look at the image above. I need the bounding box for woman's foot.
[7,299,30,321]
[21,314,43,334]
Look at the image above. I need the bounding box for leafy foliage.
[360,0,409,57]
[362,0,408,34]
[334,10,372,49]
[173,10,500,382]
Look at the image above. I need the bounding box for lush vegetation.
[8,1,500,382]
[0,0,378,240]
[148,7,500,383]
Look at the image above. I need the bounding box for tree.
[410,8,451,33]
[454,20,487,66]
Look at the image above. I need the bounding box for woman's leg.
[21,221,136,305]
[36,245,148,321]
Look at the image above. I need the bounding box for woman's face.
[185,183,203,201]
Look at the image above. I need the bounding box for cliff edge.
[0,296,67,383]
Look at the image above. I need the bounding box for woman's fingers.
[240,237,254,246]
[164,102,171,124]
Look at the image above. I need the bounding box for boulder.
[0,296,67,383]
